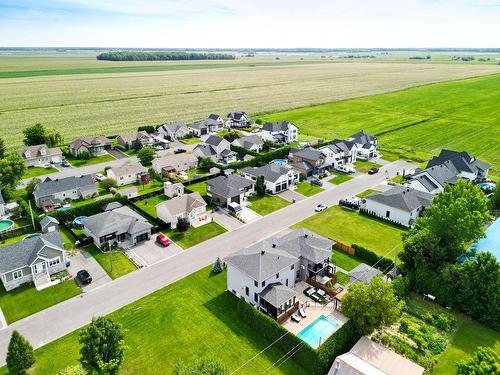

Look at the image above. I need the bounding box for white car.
[315,204,327,212]
[42,163,52,169]
[154,145,164,151]
[95,173,105,181]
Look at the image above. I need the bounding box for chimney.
[261,250,265,255]
[304,233,308,238]
[272,244,276,248]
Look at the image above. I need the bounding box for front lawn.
[0,280,81,324]
[356,188,380,198]
[163,222,226,249]
[328,172,353,185]
[292,206,405,259]
[0,268,307,375]
[83,245,137,279]
[355,160,381,173]
[23,166,58,179]
[133,194,169,217]
[335,271,350,286]
[181,137,202,145]
[295,181,324,197]
[248,194,290,216]
[65,154,115,168]
[332,251,363,271]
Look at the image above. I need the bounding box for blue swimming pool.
[271,159,288,166]
[470,217,500,260]
[297,315,340,348]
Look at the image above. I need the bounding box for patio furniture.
[291,314,301,322]
[304,286,317,297]
[299,308,307,318]
[311,293,322,302]
[316,289,326,297]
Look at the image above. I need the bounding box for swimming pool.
[73,216,87,226]
[57,205,73,211]
[271,159,288,166]
[470,217,500,259]
[297,315,340,348]
[0,219,14,233]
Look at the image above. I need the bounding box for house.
[232,135,264,152]
[157,122,191,141]
[206,175,255,206]
[163,182,184,198]
[40,216,59,233]
[33,175,98,211]
[329,336,424,375]
[261,121,298,144]
[0,231,67,291]
[116,131,154,148]
[291,148,327,178]
[348,131,378,160]
[151,153,198,175]
[82,208,152,249]
[189,115,223,136]
[188,121,209,137]
[69,136,112,157]
[106,161,148,186]
[225,112,252,128]
[156,192,208,229]
[319,140,358,168]
[207,114,224,128]
[226,229,334,321]
[241,164,300,194]
[0,189,5,216]
[363,186,433,227]
[19,144,63,167]
[192,135,237,163]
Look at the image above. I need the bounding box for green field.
[83,245,137,279]
[262,74,500,178]
[248,194,291,215]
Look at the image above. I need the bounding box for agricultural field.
[262,73,500,179]
[1,52,499,151]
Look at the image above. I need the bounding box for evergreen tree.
[256,176,266,197]
[6,330,35,375]
[213,257,223,273]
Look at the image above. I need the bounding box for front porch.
[31,262,52,291]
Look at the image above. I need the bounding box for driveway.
[107,149,129,159]
[125,239,182,267]
[279,189,306,202]
[67,251,112,292]
[211,210,244,231]
[239,206,261,223]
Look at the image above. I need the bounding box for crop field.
[1,52,499,150]
[262,74,500,178]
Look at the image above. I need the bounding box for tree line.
[96,52,235,61]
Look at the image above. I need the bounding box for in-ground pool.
[469,217,500,260]
[73,216,87,226]
[271,159,288,166]
[297,315,341,348]
[57,205,73,211]
[0,219,14,233]
[478,182,496,192]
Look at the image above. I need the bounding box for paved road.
[0,160,413,364]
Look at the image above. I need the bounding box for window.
[286,279,289,287]
[276,273,279,279]
[12,270,23,280]
[254,280,258,287]
[290,264,295,270]
[386,210,390,218]
[245,286,249,296]
[261,281,265,287]
[254,293,258,303]
[49,258,60,267]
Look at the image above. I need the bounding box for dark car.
[61,161,70,167]
[77,270,92,285]
[174,149,187,154]
[310,179,323,187]
[367,167,379,175]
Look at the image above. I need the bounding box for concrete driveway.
[211,210,244,231]
[279,189,306,202]
[125,239,182,267]
[67,251,112,292]
[107,149,129,160]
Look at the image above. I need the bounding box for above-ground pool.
[73,216,87,226]
[297,315,341,348]
[271,159,288,166]
[478,182,496,192]
[470,218,500,259]
[23,233,42,241]
[0,219,14,233]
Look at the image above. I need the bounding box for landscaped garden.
[295,181,324,196]
[163,222,226,249]
[0,281,81,324]
[293,206,405,259]
[65,153,115,168]
[0,268,308,375]
[328,172,353,185]
[133,194,169,217]
[83,245,137,279]
[23,166,58,179]
[248,194,290,216]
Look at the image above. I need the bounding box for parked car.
[95,173,105,181]
[335,165,355,174]
[174,149,187,154]
[228,202,242,216]
[315,204,327,212]
[310,178,323,187]
[154,145,164,151]
[367,167,379,175]
[43,163,52,169]
[156,233,172,247]
[61,160,70,167]
[76,270,92,285]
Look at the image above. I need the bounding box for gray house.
[19,144,63,167]
[193,135,237,163]
[69,136,112,157]
[157,122,191,141]
[206,175,255,206]
[241,164,300,194]
[232,135,264,152]
[0,231,67,291]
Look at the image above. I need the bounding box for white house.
[156,192,208,229]
[0,189,5,216]
[151,153,198,175]
[163,181,184,198]
[348,130,378,160]
[261,121,298,144]
[189,114,224,136]
[106,161,148,186]
[241,164,300,194]
[19,144,63,167]
[225,112,252,128]
[363,186,433,227]
[319,140,358,169]
[193,135,237,163]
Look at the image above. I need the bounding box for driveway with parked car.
[125,238,182,267]
[67,251,112,292]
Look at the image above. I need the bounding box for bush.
[399,319,410,334]
[427,336,445,354]
[352,244,393,270]
[48,196,127,223]
[77,150,91,160]
[212,257,223,274]
[392,276,410,300]
[137,125,155,134]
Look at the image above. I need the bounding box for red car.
[156,234,172,247]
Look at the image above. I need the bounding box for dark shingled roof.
[349,130,377,145]
[206,175,254,199]
[294,147,322,161]
[241,164,293,183]
[260,283,297,307]
[262,121,294,132]
[365,186,433,212]
[426,149,490,174]
[34,175,97,200]
[205,135,225,147]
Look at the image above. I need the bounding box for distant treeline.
[96,51,235,61]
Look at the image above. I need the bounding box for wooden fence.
[277,302,299,324]
[332,239,356,256]
[306,276,338,298]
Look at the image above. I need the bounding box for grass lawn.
[335,271,350,286]
[65,153,115,168]
[356,189,380,198]
[328,172,354,185]
[164,222,226,249]
[332,251,363,271]
[23,166,58,179]
[0,268,307,375]
[117,179,164,196]
[133,194,169,217]
[59,226,76,250]
[248,194,290,216]
[379,149,401,162]
[0,281,81,324]
[181,137,202,145]
[391,175,405,183]
[355,160,381,173]
[0,232,41,246]
[186,168,209,180]
[293,206,405,259]
[83,245,137,279]
[295,181,324,197]
[186,180,208,199]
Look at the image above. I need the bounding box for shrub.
[6,330,35,375]
[48,196,127,223]
[427,336,445,355]
[212,257,223,274]
[399,319,410,334]
[352,244,393,270]
[137,125,155,134]
[392,276,410,300]
[176,217,190,232]
[101,178,117,191]
[77,150,91,160]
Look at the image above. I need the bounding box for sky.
[0,0,499,48]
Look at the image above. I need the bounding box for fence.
[332,240,356,256]
[276,301,299,324]
[0,224,34,242]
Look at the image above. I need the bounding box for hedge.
[220,146,293,170]
[351,244,394,271]
[48,195,128,223]
[230,144,260,157]
[0,225,34,242]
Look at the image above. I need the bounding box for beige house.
[156,192,209,229]
[19,144,63,167]
[164,182,184,198]
[116,131,154,148]
[69,136,112,157]
[107,161,148,186]
[152,153,198,175]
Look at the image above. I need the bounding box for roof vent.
[272,244,276,248]
[261,250,265,255]
[304,234,308,238]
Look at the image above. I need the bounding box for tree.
[6,330,35,375]
[26,178,41,198]
[0,137,5,159]
[213,257,223,273]
[137,146,156,166]
[174,357,229,375]
[44,128,64,147]
[491,183,500,209]
[222,130,242,143]
[79,317,125,375]
[22,123,46,146]
[256,176,266,197]
[176,217,190,232]
[0,153,26,195]
[58,364,86,375]
[77,150,91,160]
[101,178,117,192]
[342,276,404,335]
[198,157,215,171]
[456,347,499,375]
[131,139,143,152]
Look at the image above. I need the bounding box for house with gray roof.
[116,131,154,149]
[192,135,236,163]
[189,115,223,136]
[261,121,298,144]
[19,144,63,167]
[241,164,299,194]
[157,122,191,141]
[348,130,378,160]
[156,192,208,229]
[348,263,383,285]
[69,136,112,157]
[290,147,327,177]
[206,175,255,207]
[232,135,264,152]
[225,111,252,128]
[319,139,358,168]
[226,229,334,321]
[363,186,433,227]
[107,160,148,186]
[82,210,152,249]
[33,175,98,211]
[40,216,59,233]
[0,231,67,291]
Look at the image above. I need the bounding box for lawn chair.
[299,308,307,318]
[291,314,301,322]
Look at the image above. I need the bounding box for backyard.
[163,222,226,249]
[328,172,353,185]
[293,206,405,259]
[133,194,169,217]
[0,268,308,374]
[23,166,58,179]
[118,179,164,196]
[295,181,324,197]
[185,181,208,200]
[332,251,364,271]
[83,245,137,279]
[248,194,290,216]
[65,153,115,168]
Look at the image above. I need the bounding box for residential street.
[0,160,414,364]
